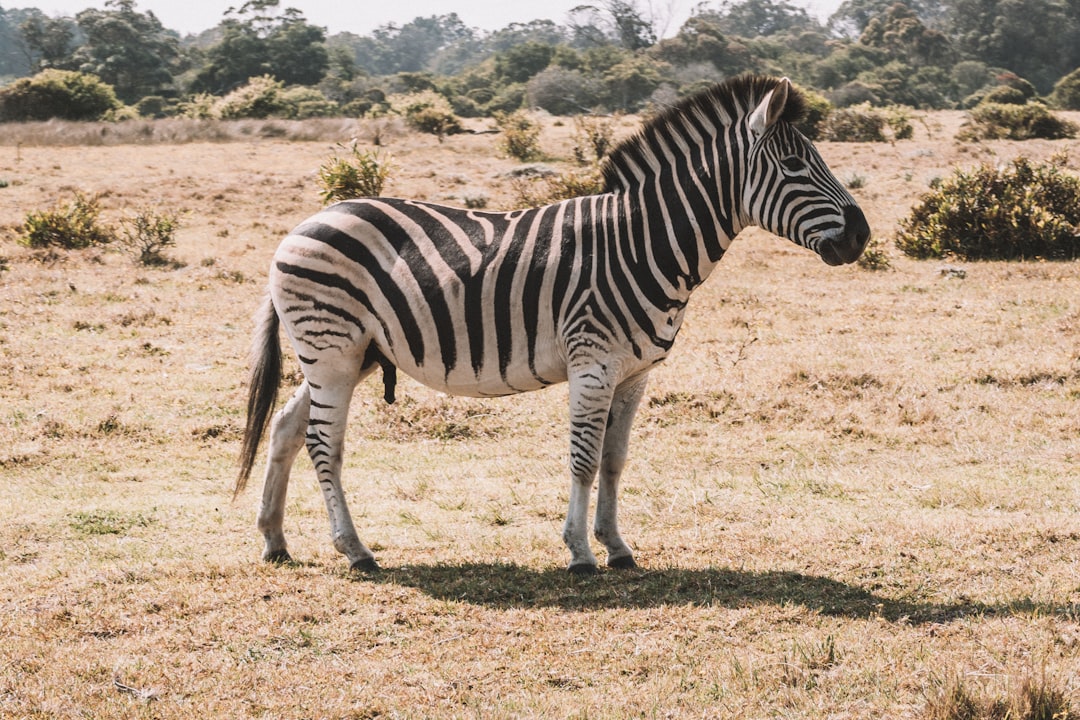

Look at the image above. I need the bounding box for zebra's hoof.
[568,562,598,576]
[607,555,638,570]
[263,549,293,565]
[350,557,380,574]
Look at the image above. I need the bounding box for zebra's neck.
[603,130,748,298]
[607,155,742,301]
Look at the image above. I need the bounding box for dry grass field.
[1,108,1080,718]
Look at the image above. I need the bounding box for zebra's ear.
[748,77,791,136]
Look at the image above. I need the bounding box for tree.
[486,20,567,52]
[950,0,1080,93]
[0,8,30,75]
[711,0,822,37]
[858,2,954,67]
[828,0,904,38]
[192,0,328,93]
[653,15,755,76]
[347,14,475,76]
[495,41,556,84]
[19,12,78,72]
[567,1,657,50]
[603,54,666,109]
[70,0,178,103]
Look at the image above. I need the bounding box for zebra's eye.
[781,155,807,173]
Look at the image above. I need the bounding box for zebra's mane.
[601,74,807,193]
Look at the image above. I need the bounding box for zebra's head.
[742,77,871,266]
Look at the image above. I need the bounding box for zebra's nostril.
[843,205,871,247]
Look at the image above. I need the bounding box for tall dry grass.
[0,116,413,147]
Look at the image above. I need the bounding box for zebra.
[235,74,871,574]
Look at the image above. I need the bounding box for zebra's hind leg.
[595,374,648,569]
[257,382,311,564]
[304,363,379,573]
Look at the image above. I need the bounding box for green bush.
[896,156,1080,261]
[176,93,218,119]
[571,114,616,165]
[512,168,604,207]
[496,110,542,162]
[980,85,1028,105]
[388,90,464,139]
[135,95,172,118]
[0,69,121,122]
[118,208,180,266]
[793,87,832,141]
[217,75,288,120]
[1051,67,1080,110]
[407,106,464,139]
[856,238,891,271]
[280,86,338,118]
[959,102,1078,141]
[21,193,114,249]
[821,104,887,142]
[317,142,392,204]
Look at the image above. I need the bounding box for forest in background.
[0,0,1079,122]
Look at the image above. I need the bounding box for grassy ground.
[0,112,1079,718]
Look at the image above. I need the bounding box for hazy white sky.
[9,0,843,37]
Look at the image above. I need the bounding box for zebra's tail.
[235,294,282,498]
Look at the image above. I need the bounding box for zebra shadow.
[364,562,1079,625]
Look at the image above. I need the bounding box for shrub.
[980,85,1028,105]
[317,142,393,204]
[856,238,891,271]
[1051,67,1080,110]
[794,87,832,141]
[217,75,288,120]
[959,103,1078,141]
[21,193,114,249]
[512,168,605,207]
[407,106,464,140]
[280,86,339,118]
[496,110,543,162]
[528,67,603,115]
[0,69,121,122]
[387,90,463,139]
[821,104,887,142]
[886,106,915,140]
[176,93,218,119]
[135,96,172,118]
[895,156,1080,261]
[117,208,180,266]
[995,72,1037,100]
[571,114,616,165]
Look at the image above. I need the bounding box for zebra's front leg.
[595,373,649,569]
[305,367,379,572]
[257,382,311,563]
[563,365,617,574]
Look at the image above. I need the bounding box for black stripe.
[493,209,535,381]
[522,205,556,384]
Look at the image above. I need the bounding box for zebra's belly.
[393,345,569,398]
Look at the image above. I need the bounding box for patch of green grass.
[69,510,153,536]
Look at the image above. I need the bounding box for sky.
[8,0,845,37]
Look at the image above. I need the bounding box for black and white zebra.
[236,74,870,573]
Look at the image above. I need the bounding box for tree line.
[1,0,1079,123]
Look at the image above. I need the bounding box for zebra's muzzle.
[819,205,871,266]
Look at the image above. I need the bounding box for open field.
[1,110,1080,717]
